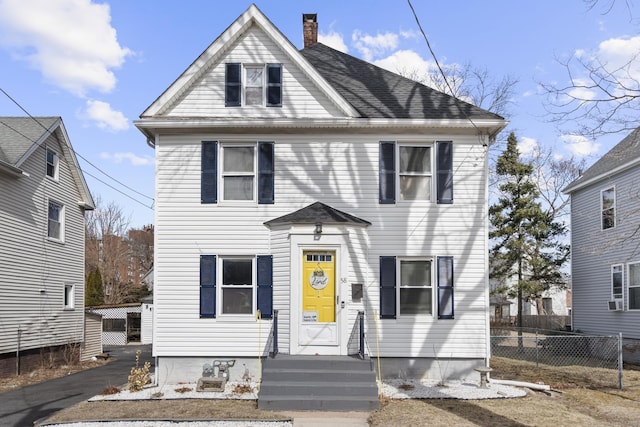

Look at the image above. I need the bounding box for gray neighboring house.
[0,117,95,375]
[564,127,640,361]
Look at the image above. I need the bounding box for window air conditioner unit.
[608,300,623,311]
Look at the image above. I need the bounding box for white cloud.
[100,151,153,166]
[518,137,538,156]
[0,0,132,96]
[83,100,129,132]
[373,49,435,79]
[560,134,600,157]
[352,30,399,61]
[318,30,348,53]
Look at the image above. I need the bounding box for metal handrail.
[358,310,365,359]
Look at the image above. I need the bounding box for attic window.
[46,148,59,180]
[225,63,282,107]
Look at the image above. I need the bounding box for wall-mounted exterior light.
[315,223,322,235]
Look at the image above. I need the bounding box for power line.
[0,86,155,206]
[406,0,485,141]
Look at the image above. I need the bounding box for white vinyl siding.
[0,133,86,355]
[153,132,488,358]
[162,26,345,119]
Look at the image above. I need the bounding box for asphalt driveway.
[0,344,153,427]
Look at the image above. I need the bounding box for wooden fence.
[491,315,571,331]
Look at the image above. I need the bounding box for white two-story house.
[135,5,506,384]
[0,117,94,375]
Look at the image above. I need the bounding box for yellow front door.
[302,251,335,323]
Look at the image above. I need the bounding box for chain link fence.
[491,327,623,389]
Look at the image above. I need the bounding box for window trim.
[47,200,64,243]
[611,263,624,303]
[46,148,59,181]
[220,143,257,203]
[628,262,640,310]
[219,256,256,317]
[398,257,434,316]
[64,283,74,310]
[601,186,616,230]
[225,63,282,108]
[397,143,433,202]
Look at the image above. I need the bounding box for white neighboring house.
[0,116,94,374]
[135,5,507,384]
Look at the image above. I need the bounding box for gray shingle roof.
[264,202,371,226]
[564,127,640,193]
[300,43,504,121]
[0,117,59,166]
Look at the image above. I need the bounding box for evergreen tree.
[489,132,569,326]
[85,268,105,307]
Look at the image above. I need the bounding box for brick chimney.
[303,13,317,48]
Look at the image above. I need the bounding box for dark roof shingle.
[564,127,640,193]
[300,43,503,121]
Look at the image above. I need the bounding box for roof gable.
[264,201,371,227]
[141,4,358,118]
[0,116,94,209]
[564,127,640,193]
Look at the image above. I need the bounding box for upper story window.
[601,187,615,230]
[225,63,282,107]
[48,200,64,242]
[379,141,452,205]
[201,141,274,205]
[46,149,59,180]
[222,145,255,201]
[399,145,431,201]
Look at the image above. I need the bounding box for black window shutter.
[380,256,396,319]
[437,256,454,319]
[257,255,273,319]
[225,63,241,107]
[379,141,396,204]
[201,141,218,204]
[436,141,453,204]
[258,142,274,204]
[266,64,282,107]
[200,255,216,318]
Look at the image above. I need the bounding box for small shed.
[140,295,154,345]
[87,303,142,346]
[81,312,103,361]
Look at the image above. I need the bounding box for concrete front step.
[258,355,380,412]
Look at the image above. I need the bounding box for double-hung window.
[399,145,431,201]
[399,259,433,314]
[48,200,64,242]
[201,141,274,204]
[380,256,454,319]
[221,258,254,315]
[380,141,452,204]
[225,63,282,107]
[612,264,623,301]
[628,263,640,310]
[602,187,615,230]
[46,149,59,180]
[200,255,273,319]
[222,145,255,201]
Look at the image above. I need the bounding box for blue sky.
[0,0,637,228]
